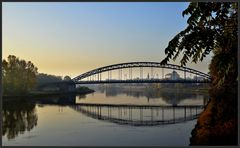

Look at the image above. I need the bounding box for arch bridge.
[72,62,211,84]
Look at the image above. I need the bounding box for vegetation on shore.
[161,2,238,145]
[2,55,94,97]
[2,55,38,95]
[151,83,209,94]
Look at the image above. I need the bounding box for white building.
[193,76,204,81]
[165,71,180,80]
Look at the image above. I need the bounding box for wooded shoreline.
[2,89,94,99]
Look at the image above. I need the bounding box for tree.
[160,2,237,88]
[2,55,38,94]
[36,73,62,86]
[160,2,237,145]
[63,75,72,81]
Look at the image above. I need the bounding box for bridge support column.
[151,67,153,79]
[110,71,112,80]
[190,107,192,118]
[162,108,164,121]
[151,108,153,121]
[129,68,132,80]
[184,70,186,80]
[184,107,186,120]
[140,67,143,80]
[118,108,120,118]
[118,69,122,80]
[120,108,122,118]
[173,107,175,123]
[129,107,132,120]
[110,107,112,117]
[162,68,164,79]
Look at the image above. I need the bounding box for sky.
[2,2,212,78]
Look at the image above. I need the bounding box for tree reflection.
[2,99,38,139]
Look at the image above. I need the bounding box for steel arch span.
[72,62,211,83]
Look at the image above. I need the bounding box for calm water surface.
[2,87,209,146]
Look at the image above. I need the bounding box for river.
[2,86,209,146]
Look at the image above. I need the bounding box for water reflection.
[2,99,38,139]
[2,88,209,141]
[71,104,204,126]
[77,87,209,106]
[34,94,76,105]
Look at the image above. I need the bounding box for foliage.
[160,2,237,87]
[36,73,62,86]
[63,75,72,81]
[2,55,38,94]
[167,2,239,145]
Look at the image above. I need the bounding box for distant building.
[165,71,180,80]
[193,76,204,81]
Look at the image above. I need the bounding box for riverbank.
[2,88,94,99]
[190,83,238,145]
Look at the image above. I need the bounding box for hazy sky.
[3,2,212,78]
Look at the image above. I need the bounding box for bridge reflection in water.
[70,103,204,126]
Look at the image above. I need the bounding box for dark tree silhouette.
[63,75,72,81]
[160,2,237,145]
[2,55,38,95]
[36,73,62,86]
[161,2,237,88]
